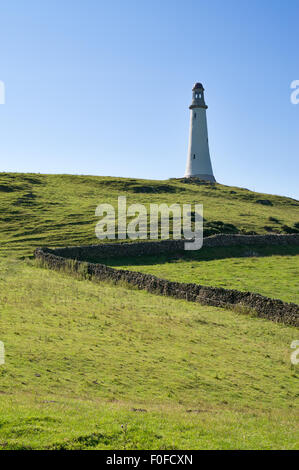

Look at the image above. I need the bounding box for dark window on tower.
[194,112,196,119]
[193,154,196,159]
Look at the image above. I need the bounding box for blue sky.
[0,0,298,198]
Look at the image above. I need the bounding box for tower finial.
[192,82,204,90]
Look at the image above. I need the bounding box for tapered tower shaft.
[185,83,216,182]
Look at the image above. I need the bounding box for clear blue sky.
[0,0,298,199]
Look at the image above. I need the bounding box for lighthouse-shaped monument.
[185,83,216,182]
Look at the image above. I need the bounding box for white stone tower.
[185,82,216,182]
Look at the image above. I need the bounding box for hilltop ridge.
[0,172,298,257]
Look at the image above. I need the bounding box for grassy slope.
[0,258,298,450]
[0,173,298,449]
[0,172,299,258]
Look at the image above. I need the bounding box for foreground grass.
[109,245,299,304]
[0,258,298,449]
[0,172,299,258]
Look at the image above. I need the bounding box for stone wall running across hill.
[47,233,299,260]
[34,234,299,327]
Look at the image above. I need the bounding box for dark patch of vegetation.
[204,220,239,236]
[256,199,273,206]
[268,216,281,224]
[22,177,43,185]
[281,224,299,234]
[0,185,14,193]
[13,192,37,206]
[263,226,277,233]
[0,183,29,192]
[130,184,180,194]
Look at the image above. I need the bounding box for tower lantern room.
[190,82,207,110]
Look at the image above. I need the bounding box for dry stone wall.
[45,233,299,260]
[34,234,299,327]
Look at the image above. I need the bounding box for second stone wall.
[46,233,299,260]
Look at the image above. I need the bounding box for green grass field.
[0,172,298,450]
[0,258,298,449]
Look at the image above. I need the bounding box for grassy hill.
[0,172,299,257]
[0,172,298,449]
[0,257,298,449]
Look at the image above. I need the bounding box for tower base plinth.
[184,173,216,183]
